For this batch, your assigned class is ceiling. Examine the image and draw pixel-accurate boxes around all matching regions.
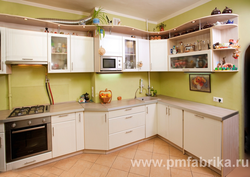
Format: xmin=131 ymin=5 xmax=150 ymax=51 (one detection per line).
xmin=22 ymin=0 xmax=210 ymax=23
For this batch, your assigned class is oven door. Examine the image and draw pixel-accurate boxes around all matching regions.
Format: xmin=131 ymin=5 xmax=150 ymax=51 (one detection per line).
xmin=101 ymin=57 xmax=118 ymax=70
xmin=5 ymin=123 xmax=52 ymax=163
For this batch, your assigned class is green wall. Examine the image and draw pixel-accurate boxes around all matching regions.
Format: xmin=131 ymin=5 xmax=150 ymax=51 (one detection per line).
xmin=160 ymin=0 xmax=250 ymax=159
xmin=0 ymin=75 xmax=8 ymax=110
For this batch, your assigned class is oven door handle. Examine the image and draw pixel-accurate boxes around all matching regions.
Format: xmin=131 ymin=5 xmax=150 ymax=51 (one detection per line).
xmin=12 ymin=125 xmax=45 ymax=134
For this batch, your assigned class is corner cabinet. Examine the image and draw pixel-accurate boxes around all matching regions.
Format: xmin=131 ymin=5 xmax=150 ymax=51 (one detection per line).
xmin=5 ymin=28 xmax=47 ymax=62
xmin=71 ymin=36 xmax=94 ymax=72
xmin=145 ymin=103 xmax=157 ymax=137
xmin=48 ymin=33 xmax=70 ymax=73
xmin=0 ymin=27 xmax=11 ymax=74
xmin=150 ymin=40 xmax=168 ymax=71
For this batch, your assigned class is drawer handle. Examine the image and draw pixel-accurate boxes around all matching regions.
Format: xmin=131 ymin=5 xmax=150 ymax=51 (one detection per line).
xmin=125 ymin=116 xmax=132 ymax=119
xmin=166 ymin=107 xmax=168 ymax=115
xmin=59 ymin=114 xmax=68 ymax=117
xmin=79 ymin=114 xmax=81 ymax=122
xmin=22 ymin=58 xmax=33 ymax=60
xmin=24 ymin=160 xmax=36 ymax=165
xmin=125 ymin=108 xmax=132 ymax=111
xmin=195 ymin=115 xmax=204 ymax=119
xmin=126 ymin=130 xmax=133 ymax=134
xmin=168 ymin=108 xmax=170 ymax=116
xmin=146 ymin=107 xmax=148 ymax=114
xmin=0 ymin=137 xmax=2 ymax=148
xmin=2 ymin=62 xmax=4 ymax=72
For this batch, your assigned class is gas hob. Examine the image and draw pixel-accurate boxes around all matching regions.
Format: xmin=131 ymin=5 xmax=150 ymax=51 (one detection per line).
xmin=8 ymin=105 xmax=50 ymax=118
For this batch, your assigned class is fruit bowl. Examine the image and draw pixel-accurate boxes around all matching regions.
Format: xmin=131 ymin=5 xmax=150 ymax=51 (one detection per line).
xmin=99 ymin=88 xmax=112 ymax=104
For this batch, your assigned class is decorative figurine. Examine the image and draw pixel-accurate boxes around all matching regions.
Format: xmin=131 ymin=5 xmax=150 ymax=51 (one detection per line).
xmin=222 ymin=57 xmax=226 ymax=65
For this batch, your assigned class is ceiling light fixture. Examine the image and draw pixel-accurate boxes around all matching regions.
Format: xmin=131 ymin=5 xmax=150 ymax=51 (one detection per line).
xmin=24 ymin=18 xmax=27 ymax=21
xmin=191 ymin=21 xmax=196 ymax=23
xmin=174 ymin=28 xmax=177 ymax=31
xmin=132 ymin=29 xmax=135 ymax=30
xmin=82 ymin=25 xmax=85 ymax=28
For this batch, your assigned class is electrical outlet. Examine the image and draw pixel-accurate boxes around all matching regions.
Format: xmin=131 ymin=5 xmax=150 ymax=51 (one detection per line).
xmin=213 ymin=97 xmax=223 ymax=103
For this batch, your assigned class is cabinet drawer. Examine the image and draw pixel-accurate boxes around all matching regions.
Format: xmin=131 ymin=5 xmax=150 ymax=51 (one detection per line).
xmin=109 ymin=126 xmax=145 ymax=149
xmin=6 ymin=152 xmax=52 ymax=170
xmin=52 ymin=113 xmax=75 ymax=123
xmin=109 ymin=112 xmax=145 ymax=134
xmin=109 ymin=106 xmax=145 ymax=118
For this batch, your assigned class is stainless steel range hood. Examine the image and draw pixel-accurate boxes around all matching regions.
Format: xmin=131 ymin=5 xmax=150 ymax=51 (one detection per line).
xmin=5 ymin=61 xmax=48 ymax=65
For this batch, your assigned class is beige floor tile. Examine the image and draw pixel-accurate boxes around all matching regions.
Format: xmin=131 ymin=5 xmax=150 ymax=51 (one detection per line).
xmin=192 ymin=172 xmax=214 ymax=177
xmin=169 ymin=146 xmax=187 ymax=159
xmin=106 ymin=168 xmax=128 ymax=177
xmin=80 ymin=153 xmax=100 ymax=163
xmin=59 ymin=170 xmax=77 ymax=177
xmin=150 ymin=165 xmax=171 ymax=177
xmin=95 ymin=154 xmax=117 ymax=167
xmin=127 ymin=144 xmax=139 ymax=150
xmin=54 ymin=158 xmax=78 ymax=171
xmin=29 ymin=174 xmax=40 ymax=177
xmin=80 ymin=168 xmax=103 ymax=177
xmin=154 ymin=138 xmax=169 ymax=146
xmin=42 ymin=174 xmax=58 ymax=177
xmin=134 ymin=150 xmax=152 ymax=160
xmin=137 ymin=142 xmax=154 ymax=152
xmin=112 ymin=156 xmax=132 ymax=172
xmin=0 ymin=172 xmax=20 ymax=177
xmin=90 ymin=164 xmax=110 ymax=177
xmin=29 ymin=166 xmax=48 ymax=176
xmin=191 ymin=165 xmax=214 ymax=176
xmin=42 ymin=167 xmax=63 ymax=176
xmin=118 ymin=148 xmax=137 ymax=159
xmin=130 ymin=163 xmax=150 ymax=176
xmin=73 ymin=159 xmax=93 ymax=169
xmin=128 ymin=173 xmax=145 ymax=177
xmin=170 ymin=156 xmax=192 ymax=172
xmin=171 ymin=168 xmax=192 ymax=177
xmin=153 ymin=144 xmax=169 ymax=155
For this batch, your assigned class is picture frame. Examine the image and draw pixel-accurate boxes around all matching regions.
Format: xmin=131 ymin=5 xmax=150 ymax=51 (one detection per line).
xmin=189 ymin=74 xmax=211 ymax=93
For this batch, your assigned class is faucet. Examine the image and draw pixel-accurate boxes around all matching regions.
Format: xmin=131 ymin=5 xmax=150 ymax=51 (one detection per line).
xmin=134 ymin=86 xmax=148 ymax=99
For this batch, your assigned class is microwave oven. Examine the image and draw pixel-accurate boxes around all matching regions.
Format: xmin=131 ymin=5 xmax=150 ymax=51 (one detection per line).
xmin=101 ymin=56 xmax=122 ymax=71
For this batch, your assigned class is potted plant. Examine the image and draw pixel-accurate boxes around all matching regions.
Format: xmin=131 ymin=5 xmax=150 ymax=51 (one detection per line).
xmin=91 ymin=7 xmax=107 ymax=25
xmin=96 ymin=25 xmax=105 ymax=39
xmin=156 ymin=22 xmax=166 ymax=31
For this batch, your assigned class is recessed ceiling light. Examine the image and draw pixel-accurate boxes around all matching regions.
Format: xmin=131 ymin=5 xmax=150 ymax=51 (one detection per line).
xmin=82 ymin=25 xmax=85 ymax=28
xmin=174 ymin=28 xmax=177 ymax=31
xmin=132 ymin=29 xmax=135 ymax=30
xmin=191 ymin=21 xmax=196 ymax=23
xmin=24 ymin=18 xmax=27 ymax=20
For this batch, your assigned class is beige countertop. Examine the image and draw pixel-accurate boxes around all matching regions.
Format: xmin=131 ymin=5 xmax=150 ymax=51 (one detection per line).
xmin=0 ymin=96 xmax=238 ymax=123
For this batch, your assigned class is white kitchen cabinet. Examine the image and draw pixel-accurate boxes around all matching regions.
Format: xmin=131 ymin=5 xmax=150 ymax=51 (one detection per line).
xmin=146 ymin=103 xmax=157 ymax=138
xmin=157 ymin=103 xmax=168 ymax=139
xmin=75 ymin=112 xmax=84 ymax=151
xmin=84 ymin=112 xmax=108 ymax=150
xmin=48 ymin=33 xmax=70 ymax=73
xmin=6 ymin=28 xmax=47 ymax=62
xmin=71 ymin=36 xmax=94 ymax=72
xmin=150 ymin=40 xmax=168 ymax=71
xmin=167 ymin=106 xmax=183 ymax=147
xmin=100 ymin=35 xmax=123 ymax=56
xmin=52 ymin=113 xmax=76 ymax=158
xmin=184 ymin=111 xmax=221 ymax=169
xmin=137 ymin=39 xmax=150 ymax=71
xmin=123 ymin=37 xmax=138 ymax=71
xmin=0 ymin=132 xmax=6 ymax=172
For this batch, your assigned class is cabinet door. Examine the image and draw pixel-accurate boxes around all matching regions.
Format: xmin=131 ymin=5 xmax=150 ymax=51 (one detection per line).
xmin=146 ymin=104 xmax=157 ymax=138
xmin=157 ymin=103 xmax=168 ymax=139
xmin=184 ymin=111 xmax=222 ymax=169
xmin=6 ymin=28 xmax=47 ymax=61
xmin=48 ymin=33 xmax=70 ymax=73
xmin=84 ymin=112 xmax=108 ymax=150
xmin=100 ymin=35 xmax=122 ymax=56
xmin=52 ymin=120 xmax=76 ymax=158
xmin=150 ymin=40 xmax=168 ymax=71
xmin=76 ymin=112 xmax=84 ymax=151
xmin=0 ymin=133 xmax=6 ymax=171
xmin=0 ymin=27 xmax=11 ymax=74
xmin=123 ymin=37 xmax=138 ymax=71
xmin=71 ymin=36 xmax=94 ymax=72
xmin=168 ymin=106 xmax=183 ymax=147
xmin=138 ymin=39 xmax=150 ymax=71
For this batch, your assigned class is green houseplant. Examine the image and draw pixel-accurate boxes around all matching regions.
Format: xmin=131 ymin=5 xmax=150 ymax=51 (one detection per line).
xmin=90 ymin=7 xmax=107 ymax=39
xmin=156 ymin=22 xmax=166 ymax=31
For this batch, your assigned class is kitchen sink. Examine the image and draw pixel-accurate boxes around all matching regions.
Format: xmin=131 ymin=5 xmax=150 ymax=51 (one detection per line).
xmin=136 ymin=97 xmax=159 ymax=102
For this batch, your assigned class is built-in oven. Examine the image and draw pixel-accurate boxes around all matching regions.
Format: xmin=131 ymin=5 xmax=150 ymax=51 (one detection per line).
xmin=101 ymin=56 xmax=122 ymax=71
xmin=5 ymin=117 xmax=52 ymax=163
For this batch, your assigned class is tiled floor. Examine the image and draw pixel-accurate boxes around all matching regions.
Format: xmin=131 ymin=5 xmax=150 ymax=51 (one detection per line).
xmin=0 ymin=138 xmax=248 ymax=177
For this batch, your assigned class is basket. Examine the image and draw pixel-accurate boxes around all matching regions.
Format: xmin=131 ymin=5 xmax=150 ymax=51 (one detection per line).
xmin=99 ymin=88 xmax=112 ymax=104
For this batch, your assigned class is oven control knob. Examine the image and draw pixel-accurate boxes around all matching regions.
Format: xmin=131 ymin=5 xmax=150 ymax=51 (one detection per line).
xmin=28 ymin=121 xmax=31 ymax=125
xmin=12 ymin=123 xmax=16 ymax=128
xmin=42 ymin=119 xmax=46 ymax=123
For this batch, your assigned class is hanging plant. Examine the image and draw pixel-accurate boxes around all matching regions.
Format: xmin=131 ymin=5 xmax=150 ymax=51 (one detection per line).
xmin=96 ymin=25 xmax=105 ymax=39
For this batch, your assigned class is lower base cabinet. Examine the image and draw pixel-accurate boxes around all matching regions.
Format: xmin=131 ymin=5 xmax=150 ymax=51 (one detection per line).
xmin=146 ymin=104 xmax=157 ymax=138
xmin=0 ymin=132 xmax=6 ymax=172
xmin=76 ymin=112 xmax=84 ymax=151
xmin=184 ymin=111 xmax=222 ymax=170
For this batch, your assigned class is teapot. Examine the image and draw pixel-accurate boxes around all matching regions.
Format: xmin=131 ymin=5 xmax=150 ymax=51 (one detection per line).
xmin=214 ymin=21 xmax=222 ymax=26
xmin=83 ymin=92 xmax=90 ymax=101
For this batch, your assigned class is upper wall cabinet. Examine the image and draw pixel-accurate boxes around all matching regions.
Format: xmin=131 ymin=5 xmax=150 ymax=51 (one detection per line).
xmin=0 ymin=27 xmax=11 ymax=74
xmin=137 ymin=39 xmax=150 ymax=71
xmin=99 ymin=35 xmax=123 ymax=56
xmin=71 ymin=36 xmax=94 ymax=72
xmin=150 ymin=40 xmax=168 ymax=71
xmin=123 ymin=37 xmax=138 ymax=71
xmin=48 ymin=33 xmax=70 ymax=73
xmin=6 ymin=28 xmax=47 ymax=62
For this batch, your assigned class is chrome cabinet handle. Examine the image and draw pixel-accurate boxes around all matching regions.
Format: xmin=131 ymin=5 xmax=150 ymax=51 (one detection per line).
xmin=168 ymin=108 xmax=170 ymax=116
xmin=2 ymin=62 xmax=4 ymax=72
xmin=105 ymin=114 xmax=107 ymax=122
xmin=59 ymin=114 xmax=68 ymax=117
xmin=22 ymin=58 xmax=33 ymax=60
xmin=24 ymin=160 xmax=36 ymax=165
xmin=166 ymin=107 xmax=168 ymax=115
xmin=0 ymin=137 xmax=2 ymax=148
xmin=79 ymin=114 xmax=81 ymax=122
xmin=146 ymin=107 xmax=148 ymax=114
xmin=195 ymin=115 xmax=204 ymax=119
xmin=125 ymin=116 xmax=132 ymax=119
xmin=72 ymin=62 xmax=73 ymax=71
xmin=126 ymin=130 xmax=133 ymax=134
xmin=53 ymin=127 xmax=54 ymax=136
xmin=125 ymin=108 xmax=132 ymax=111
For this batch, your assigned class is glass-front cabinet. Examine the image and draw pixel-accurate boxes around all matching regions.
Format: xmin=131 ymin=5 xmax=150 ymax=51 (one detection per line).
xmin=169 ymin=50 xmax=212 ymax=71
xmin=48 ymin=34 xmax=70 ymax=73
xmin=123 ymin=37 xmax=137 ymax=71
